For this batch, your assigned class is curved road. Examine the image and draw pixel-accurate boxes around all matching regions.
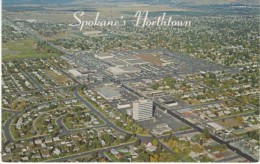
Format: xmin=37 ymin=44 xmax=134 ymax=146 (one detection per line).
xmin=56 ymin=116 xmax=71 ymax=136
xmin=56 ymin=115 xmax=108 ymax=136
xmin=73 ymin=89 xmax=152 ymax=142
xmin=2 ymin=98 xmax=75 ymax=143
xmin=2 ymin=113 xmax=17 ymax=143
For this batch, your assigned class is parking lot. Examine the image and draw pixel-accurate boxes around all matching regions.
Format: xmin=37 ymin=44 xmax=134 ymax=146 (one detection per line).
xmin=139 ymin=107 xmax=188 ymax=132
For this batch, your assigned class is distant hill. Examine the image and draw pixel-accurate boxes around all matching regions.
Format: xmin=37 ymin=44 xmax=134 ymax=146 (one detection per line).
xmin=170 ymin=0 xmax=259 ymax=6
xmin=3 ymin=0 xmax=259 ymax=6
xmin=3 ymin=0 xmax=71 ymax=5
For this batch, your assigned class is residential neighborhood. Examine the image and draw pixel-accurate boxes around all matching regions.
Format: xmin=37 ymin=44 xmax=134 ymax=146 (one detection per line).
xmin=1 ymin=0 xmax=259 ymax=162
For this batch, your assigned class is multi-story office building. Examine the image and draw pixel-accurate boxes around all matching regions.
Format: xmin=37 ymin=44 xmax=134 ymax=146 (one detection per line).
xmin=133 ymin=99 xmax=153 ymax=121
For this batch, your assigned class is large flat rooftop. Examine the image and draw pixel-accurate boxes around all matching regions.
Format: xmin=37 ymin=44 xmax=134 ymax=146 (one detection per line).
xmin=97 ymin=86 xmax=122 ymax=100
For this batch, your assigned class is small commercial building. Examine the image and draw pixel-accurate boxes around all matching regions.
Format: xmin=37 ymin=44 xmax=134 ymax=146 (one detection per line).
xmin=117 ymin=100 xmax=131 ymax=109
xmin=94 ymin=53 xmax=113 ymax=60
xmin=206 ymin=122 xmax=224 ymax=133
xmin=146 ymin=90 xmax=165 ymax=97
xmin=68 ymin=69 xmax=82 ymax=77
xmin=97 ymin=86 xmax=121 ymax=100
xmin=152 ymin=123 xmax=172 ymax=135
xmin=159 ymin=96 xmax=178 ymax=107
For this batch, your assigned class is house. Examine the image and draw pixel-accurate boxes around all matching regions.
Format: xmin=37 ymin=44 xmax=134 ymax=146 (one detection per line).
xmin=144 ymin=142 xmax=157 ymax=152
xmin=53 ymin=148 xmax=61 ymax=156
xmin=66 ymin=142 xmax=72 ymax=147
xmin=129 ymin=149 xmax=138 ymax=158
xmin=189 ymin=151 xmax=199 ymax=159
xmin=105 ymin=129 xmax=112 ymax=133
xmin=73 ymin=147 xmax=80 ymax=152
xmin=41 ymin=150 xmax=50 ymax=158
xmin=71 ymin=134 xmax=79 ymax=138
xmin=115 ymin=153 xmax=124 ymax=159
xmin=110 ymin=148 xmax=119 ymax=155
xmin=21 ymin=156 xmax=29 ymax=161
xmin=100 ymin=140 xmax=106 ymax=146
xmin=53 ymin=137 xmax=61 ymax=142
xmin=118 ymin=148 xmax=129 ymax=153
xmin=5 ymin=147 xmax=11 ymax=153
xmin=118 ymin=135 xmax=125 ymax=140
xmin=214 ymin=153 xmax=224 ymax=159
xmin=41 ymin=143 xmax=47 ymax=148
xmin=34 ymin=139 xmax=42 ymax=145
xmin=44 ymin=137 xmax=53 ymax=144
xmin=93 ymin=121 xmax=100 ymax=125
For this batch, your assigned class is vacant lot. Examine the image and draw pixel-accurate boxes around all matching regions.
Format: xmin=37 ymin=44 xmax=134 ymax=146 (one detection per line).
xmin=2 ymin=48 xmax=19 ymax=56
xmin=44 ymin=70 xmax=73 ymax=86
xmin=2 ymin=39 xmax=60 ymax=61
xmin=217 ymin=118 xmax=243 ymax=128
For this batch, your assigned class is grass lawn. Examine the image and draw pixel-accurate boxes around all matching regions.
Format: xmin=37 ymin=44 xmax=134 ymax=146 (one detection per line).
xmin=176 ymin=125 xmax=192 ymax=132
xmin=217 ymin=118 xmax=243 ymax=128
xmin=44 ymin=70 xmax=72 ymax=86
xmin=185 ymin=99 xmax=201 ymax=105
xmin=104 ymin=152 xmax=120 ymax=162
xmin=2 ymin=133 xmax=6 ymax=143
xmin=2 ymin=39 xmax=60 ymax=61
xmin=34 ymin=114 xmax=48 ymax=135
xmin=62 ymin=112 xmax=105 ymax=130
xmin=2 ymin=111 xmax=13 ymax=124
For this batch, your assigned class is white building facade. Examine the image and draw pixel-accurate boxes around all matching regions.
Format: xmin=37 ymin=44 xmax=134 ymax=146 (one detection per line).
xmin=133 ymin=99 xmax=153 ymax=121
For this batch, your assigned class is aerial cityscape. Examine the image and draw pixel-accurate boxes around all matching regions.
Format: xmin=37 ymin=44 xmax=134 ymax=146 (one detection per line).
xmin=1 ymin=0 xmax=259 ymax=162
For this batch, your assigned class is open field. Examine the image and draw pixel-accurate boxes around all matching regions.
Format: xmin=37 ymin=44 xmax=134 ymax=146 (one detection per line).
xmin=44 ymin=30 xmax=83 ymax=41
xmin=2 ymin=112 xmax=13 ymax=124
xmin=44 ymin=70 xmax=73 ymax=86
xmin=3 ymin=3 xmax=208 ymax=22
xmin=217 ymin=118 xmax=243 ymax=128
xmin=184 ymin=99 xmax=201 ymax=105
xmin=169 ymin=0 xmax=259 ymax=6
xmin=2 ymin=48 xmax=19 ymax=56
xmin=2 ymin=39 xmax=60 ymax=61
xmin=96 ymin=4 xmax=200 ymax=16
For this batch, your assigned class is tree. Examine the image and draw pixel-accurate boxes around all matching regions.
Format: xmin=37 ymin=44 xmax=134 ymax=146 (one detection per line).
xmin=119 ymin=157 xmax=128 ymax=162
xmin=124 ymin=134 xmax=132 ymax=142
xmin=139 ymin=151 xmax=150 ymax=162
xmin=101 ymin=133 xmax=114 ymax=145
xmin=136 ymin=127 xmax=143 ymax=134
xmin=156 ymin=144 xmax=163 ymax=153
xmin=151 ymin=138 xmax=159 ymax=146
xmin=202 ymin=128 xmax=210 ymax=140
xmin=11 ymin=101 xmax=18 ymax=109
xmin=192 ymin=144 xmax=203 ymax=153
xmin=192 ymin=134 xmax=201 ymax=142
xmin=150 ymin=154 xmax=159 ymax=162
xmin=174 ymin=147 xmax=181 ymax=154
xmin=235 ymin=116 xmax=243 ymax=122
xmin=219 ymin=144 xmax=227 ymax=153
xmin=135 ymin=139 xmax=141 ymax=147
xmin=199 ymin=139 xmax=204 ymax=146
xmin=247 ymin=130 xmax=259 ymax=140
xmin=151 ymin=82 xmax=160 ymax=90
xmin=163 ymin=76 xmax=176 ymax=89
